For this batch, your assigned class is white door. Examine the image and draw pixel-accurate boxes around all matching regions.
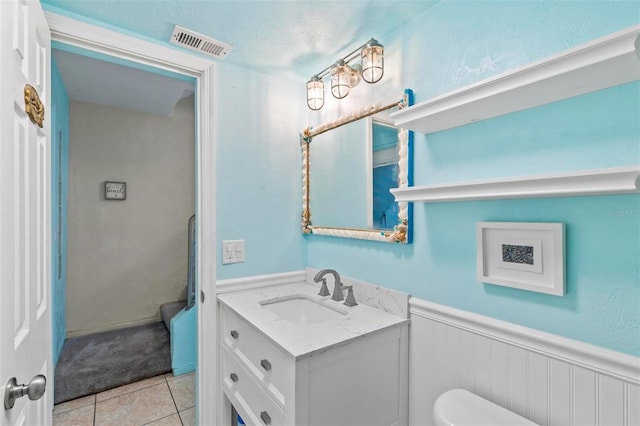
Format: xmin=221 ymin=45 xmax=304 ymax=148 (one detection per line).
xmin=0 ymin=0 xmax=52 ymax=425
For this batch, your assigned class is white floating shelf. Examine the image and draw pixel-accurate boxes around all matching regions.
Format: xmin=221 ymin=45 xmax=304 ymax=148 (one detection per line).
xmin=391 ymin=166 xmax=640 ymax=203
xmin=391 ymin=25 xmax=640 ymax=134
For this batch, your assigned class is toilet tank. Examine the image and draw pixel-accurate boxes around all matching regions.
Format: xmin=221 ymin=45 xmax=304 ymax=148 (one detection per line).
xmin=433 ymin=389 xmax=538 ymax=426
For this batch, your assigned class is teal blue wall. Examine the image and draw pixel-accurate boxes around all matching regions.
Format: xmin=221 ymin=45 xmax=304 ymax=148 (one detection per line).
xmin=170 ymin=307 xmax=196 ymax=376
xmin=215 ymin=62 xmax=306 ymax=279
xmin=307 ymin=1 xmax=640 ymax=356
xmin=43 ymin=0 xmax=639 ymax=358
xmin=44 ymin=1 xmax=301 ymax=384
xmin=51 ymin=56 xmax=69 ymax=367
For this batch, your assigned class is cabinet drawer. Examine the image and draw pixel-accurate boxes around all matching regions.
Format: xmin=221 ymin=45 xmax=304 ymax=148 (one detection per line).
xmin=222 ymin=347 xmax=286 ymax=426
xmin=222 ymin=305 xmax=292 ymax=410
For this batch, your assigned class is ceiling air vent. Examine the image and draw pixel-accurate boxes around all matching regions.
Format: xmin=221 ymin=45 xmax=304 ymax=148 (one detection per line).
xmin=170 ymin=25 xmax=233 ymax=59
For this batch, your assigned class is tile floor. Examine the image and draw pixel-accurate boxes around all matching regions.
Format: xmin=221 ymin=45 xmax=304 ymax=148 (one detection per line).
xmin=53 ymin=372 xmax=195 ymax=426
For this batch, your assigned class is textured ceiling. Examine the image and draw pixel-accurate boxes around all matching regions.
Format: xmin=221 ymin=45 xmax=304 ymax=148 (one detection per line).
xmin=42 ymin=0 xmax=440 ymax=81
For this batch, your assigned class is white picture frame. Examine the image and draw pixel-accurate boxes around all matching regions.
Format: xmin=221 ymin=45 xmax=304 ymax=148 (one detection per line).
xmin=477 ymin=222 xmax=565 ymax=296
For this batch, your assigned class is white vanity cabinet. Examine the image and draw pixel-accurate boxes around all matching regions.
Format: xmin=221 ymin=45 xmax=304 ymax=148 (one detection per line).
xmin=218 ymin=290 xmax=409 ymax=426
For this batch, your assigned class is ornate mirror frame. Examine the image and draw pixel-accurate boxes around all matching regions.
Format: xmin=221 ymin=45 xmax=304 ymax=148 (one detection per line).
xmin=300 ymin=89 xmax=414 ymax=243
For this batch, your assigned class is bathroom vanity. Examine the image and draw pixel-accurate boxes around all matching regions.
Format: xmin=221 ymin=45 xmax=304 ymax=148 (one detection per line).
xmin=217 ymin=282 xmax=409 ymax=426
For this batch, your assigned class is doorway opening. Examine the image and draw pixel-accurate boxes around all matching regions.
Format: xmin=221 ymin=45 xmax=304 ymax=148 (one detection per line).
xmin=51 ymin=46 xmax=197 ymax=418
xmin=46 ymin=11 xmax=218 ymax=424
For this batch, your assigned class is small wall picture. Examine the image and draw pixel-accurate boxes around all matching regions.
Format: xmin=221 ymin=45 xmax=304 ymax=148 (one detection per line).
xmin=477 ymin=222 xmax=565 ymax=296
xmin=105 ymin=181 xmax=126 ymax=200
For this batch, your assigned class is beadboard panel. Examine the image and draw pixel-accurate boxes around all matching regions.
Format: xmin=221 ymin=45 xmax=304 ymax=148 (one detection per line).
xmin=628 ymin=384 xmax=640 ymax=425
xmin=528 ymin=353 xmax=549 ymax=425
xmin=409 ymin=299 xmax=640 ymax=425
xmin=599 ymin=375 xmax=624 ymax=426
xmin=549 ymin=359 xmax=571 ymax=425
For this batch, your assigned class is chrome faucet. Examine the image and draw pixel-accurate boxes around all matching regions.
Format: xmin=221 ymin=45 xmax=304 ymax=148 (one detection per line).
xmin=314 ymin=269 xmax=340 ymax=298
xmin=313 ymin=269 xmax=357 ymax=306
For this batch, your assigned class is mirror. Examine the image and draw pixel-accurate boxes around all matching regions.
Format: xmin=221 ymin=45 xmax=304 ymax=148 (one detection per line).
xmin=301 ymin=90 xmax=413 ymax=243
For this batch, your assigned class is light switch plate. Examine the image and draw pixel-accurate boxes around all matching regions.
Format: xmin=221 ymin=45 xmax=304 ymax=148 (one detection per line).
xmin=222 ymin=240 xmax=245 ymax=264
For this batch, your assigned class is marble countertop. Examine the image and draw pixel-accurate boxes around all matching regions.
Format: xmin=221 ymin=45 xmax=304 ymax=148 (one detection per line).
xmin=218 ymin=282 xmax=409 ymax=359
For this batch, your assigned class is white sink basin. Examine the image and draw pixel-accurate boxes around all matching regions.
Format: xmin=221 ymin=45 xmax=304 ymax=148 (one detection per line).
xmin=259 ymin=294 xmax=348 ymax=325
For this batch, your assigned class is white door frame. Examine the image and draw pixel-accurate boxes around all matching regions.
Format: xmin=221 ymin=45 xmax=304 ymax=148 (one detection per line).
xmin=44 ymin=11 xmax=217 ymax=424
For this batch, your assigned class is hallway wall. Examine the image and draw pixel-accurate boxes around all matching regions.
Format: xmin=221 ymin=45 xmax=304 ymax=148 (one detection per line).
xmin=66 ymin=96 xmax=195 ymax=335
xmin=51 ymin=56 xmax=69 ymax=366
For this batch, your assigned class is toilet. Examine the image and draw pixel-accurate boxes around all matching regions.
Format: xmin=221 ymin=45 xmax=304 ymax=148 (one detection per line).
xmin=433 ymin=389 xmax=538 ymax=425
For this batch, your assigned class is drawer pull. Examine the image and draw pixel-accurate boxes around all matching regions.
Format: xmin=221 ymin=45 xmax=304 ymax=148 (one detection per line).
xmin=229 ymin=373 xmax=238 ymax=383
xmin=260 ymin=411 xmax=271 ymax=425
xmin=230 ymin=330 xmax=239 ymax=339
xmin=260 ymin=359 xmax=271 ymax=371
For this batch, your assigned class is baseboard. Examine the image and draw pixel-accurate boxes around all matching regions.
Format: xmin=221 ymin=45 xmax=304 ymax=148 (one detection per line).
xmin=409 ymin=297 xmax=640 ymax=383
xmin=65 ymin=317 xmax=161 ymax=338
xmin=215 ymin=270 xmax=306 ymax=294
xmin=172 ymin=362 xmax=196 ymax=377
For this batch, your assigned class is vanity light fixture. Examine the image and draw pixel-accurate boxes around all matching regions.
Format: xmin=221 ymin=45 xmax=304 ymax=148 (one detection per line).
xmin=306 ymin=38 xmax=384 ymax=110
xmin=361 ymin=39 xmax=384 ymax=83
xmin=330 ymin=59 xmax=352 ymax=99
xmin=306 ymin=75 xmax=324 ymax=111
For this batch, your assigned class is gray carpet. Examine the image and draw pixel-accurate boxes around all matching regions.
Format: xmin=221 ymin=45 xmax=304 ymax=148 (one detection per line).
xmin=54 ymin=322 xmax=171 ymax=404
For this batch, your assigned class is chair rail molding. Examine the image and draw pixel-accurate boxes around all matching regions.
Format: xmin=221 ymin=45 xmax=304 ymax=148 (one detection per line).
xmin=409 ymin=297 xmax=640 ymax=383
xmin=391 ymin=25 xmax=640 ymax=134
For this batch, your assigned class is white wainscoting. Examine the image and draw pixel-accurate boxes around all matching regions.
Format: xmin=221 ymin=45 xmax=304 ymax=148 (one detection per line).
xmin=409 ymin=298 xmax=640 ymax=426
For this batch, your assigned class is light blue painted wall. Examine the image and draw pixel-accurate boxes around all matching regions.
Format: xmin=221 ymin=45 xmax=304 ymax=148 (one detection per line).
xmin=42 ymin=0 xmax=639 ymax=357
xmin=215 ymin=62 xmax=306 ymax=279
xmin=44 ymin=2 xmax=307 ymax=387
xmin=170 ymin=306 xmax=196 ymax=376
xmin=307 ymin=1 xmax=640 ymax=356
xmin=51 ymin=56 xmax=69 ymax=367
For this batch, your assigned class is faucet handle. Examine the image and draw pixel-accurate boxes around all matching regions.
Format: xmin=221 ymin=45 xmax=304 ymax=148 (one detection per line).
xmin=318 ymin=278 xmax=330 ymax=297
xmin=331 ymin=281 xmax=345 ymax=302
xmin=343 ymin=286 xmax=358 ymax=307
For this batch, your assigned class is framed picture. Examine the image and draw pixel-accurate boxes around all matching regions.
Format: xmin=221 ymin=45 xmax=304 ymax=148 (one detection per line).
xmin=105 ymin=181 xmax=126 ymax=200
xmin=477 ymin=222 xmax=565 ymax=296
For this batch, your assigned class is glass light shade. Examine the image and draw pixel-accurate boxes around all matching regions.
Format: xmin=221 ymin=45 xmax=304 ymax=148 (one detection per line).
xmin=361 ymin=39 xmax=384 ymax=84
xmin=306 ymin=76 xmax=324 ymax=111
xmin=349 ymin=63 xmax=362 ymax=88
xmin=330 ymin=60 xmax=351 ymax=99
